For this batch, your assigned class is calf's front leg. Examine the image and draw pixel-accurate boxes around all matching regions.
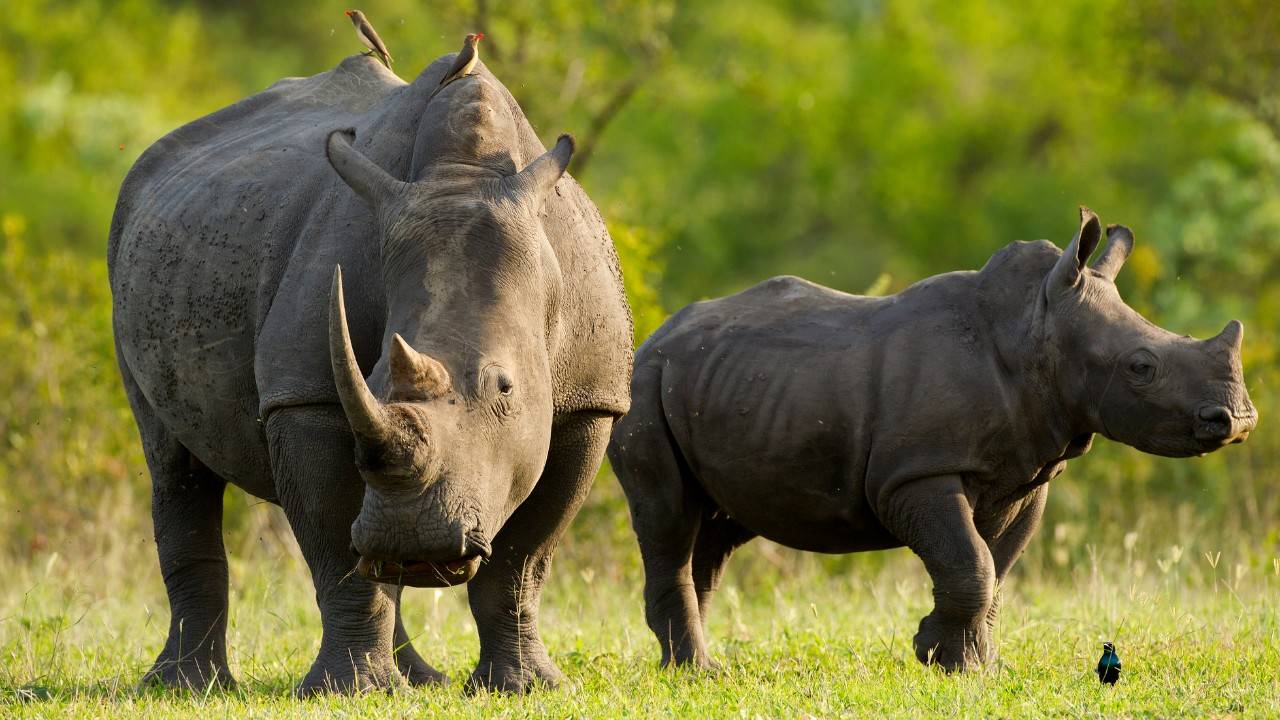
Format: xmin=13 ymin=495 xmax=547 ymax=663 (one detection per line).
xmin=978 ymin=485 xmax=1048 ymax=641
xmin=882 ymin=475 xmax=995 ymax=671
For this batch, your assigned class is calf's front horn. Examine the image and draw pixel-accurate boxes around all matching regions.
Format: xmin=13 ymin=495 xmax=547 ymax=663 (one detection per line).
xmin=329 ymin=265 xmax=396 ymax=446
xmin=1207 ymin=319 xmax=1244 ymax=356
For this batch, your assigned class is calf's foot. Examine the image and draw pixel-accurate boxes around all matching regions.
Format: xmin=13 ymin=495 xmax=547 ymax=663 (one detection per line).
xmin=912 ymin=612 xmax=993 ymax=671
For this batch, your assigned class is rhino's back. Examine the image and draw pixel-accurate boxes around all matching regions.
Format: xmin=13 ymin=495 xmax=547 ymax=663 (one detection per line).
xmin=109 ymin=58 xmax=406 ymax=490
xmin=642 ymin=275 xmax=887 ymax=367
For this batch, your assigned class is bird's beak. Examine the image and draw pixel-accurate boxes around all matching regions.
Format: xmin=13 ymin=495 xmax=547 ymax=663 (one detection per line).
xmin=344 ymin=10 xmax=352 ymax=16
xmin=476 ymin=33 xmax=485 ymax=41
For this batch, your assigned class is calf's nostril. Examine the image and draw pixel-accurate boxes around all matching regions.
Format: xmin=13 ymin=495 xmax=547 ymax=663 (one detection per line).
xmin=1197 ymin=405 xmax=1231 ymax=424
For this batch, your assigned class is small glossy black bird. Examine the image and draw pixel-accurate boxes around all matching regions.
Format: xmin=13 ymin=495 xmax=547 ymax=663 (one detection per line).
xmin=1096 ymin=641 xmax=1121 ymax=685
xmin=345 ymin=9 xmax=393 ymax=69
xmin=429 ymin=33 xmax=484 ymax=100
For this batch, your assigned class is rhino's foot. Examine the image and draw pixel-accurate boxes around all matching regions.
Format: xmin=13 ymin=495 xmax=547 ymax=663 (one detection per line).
xmin=395 ymin=647 xmax=449 ymax=687
xmin=912 ymin=613 xmax=993 ymax=672
xmin=465 ymin=653 xmax=564 ymax=694
xmin=294 ymin=653 xmax=406 ymax=697
xmin=139 ymin=657 xmax=236 ymax=692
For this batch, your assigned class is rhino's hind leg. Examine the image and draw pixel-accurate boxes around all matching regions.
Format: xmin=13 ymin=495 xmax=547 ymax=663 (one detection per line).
xmin=610 ymin=397 xmax=714 ymax=669
xmin=266 ymin=407 xmax=403 ymax=696
xmin=465 ymin=411 xmax=613 ymax=693
xmin=127 ymin=377 xmax=236 ymax=690
xmin=392 ymin=587 xmax=448 ymax=686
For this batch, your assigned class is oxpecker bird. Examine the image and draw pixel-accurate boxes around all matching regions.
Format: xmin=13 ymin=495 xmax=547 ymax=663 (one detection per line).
xmin=430 ymin=33 xmax=484 ymax=99
xmin=1096 ymin=641 xmax=1121 ymax=685
xmin=345 ymin=9 xmax=393 ymax=69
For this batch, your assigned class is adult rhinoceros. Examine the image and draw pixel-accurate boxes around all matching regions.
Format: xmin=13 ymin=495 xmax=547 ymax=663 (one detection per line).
xmin=108 ymin=54 xmax=632 ymax=694
xmin=608 ymin=208 xmax=1256 ymax=672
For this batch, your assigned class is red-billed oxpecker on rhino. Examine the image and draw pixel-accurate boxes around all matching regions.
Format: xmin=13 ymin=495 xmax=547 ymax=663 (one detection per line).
xmin=108 ymin=53 xmax=632 ymax=695
xmin=608 ymin=208 xmax=1256 ymax=672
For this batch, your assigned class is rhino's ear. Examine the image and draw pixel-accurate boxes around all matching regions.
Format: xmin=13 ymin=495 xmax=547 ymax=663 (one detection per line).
xmin=505 ymin=134 xmax=574 ymax=208
xmin=1091 ymin=224 xmax=1134 ymax=282
xmin=1050 ymin=206 xmax=1104 ymax=289
xmin=326 ymin=129 xmax=408 ymax=208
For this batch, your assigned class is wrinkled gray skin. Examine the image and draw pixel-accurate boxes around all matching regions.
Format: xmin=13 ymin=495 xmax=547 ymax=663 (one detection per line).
xmin=608 ymin=208 xmax=1256 ymax=672
xmin=109 ymin=54 xmax=631 ymax=695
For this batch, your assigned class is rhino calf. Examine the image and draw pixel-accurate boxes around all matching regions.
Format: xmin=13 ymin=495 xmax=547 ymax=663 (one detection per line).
xmin=607 ymin=208 xmax=1256 ymax=671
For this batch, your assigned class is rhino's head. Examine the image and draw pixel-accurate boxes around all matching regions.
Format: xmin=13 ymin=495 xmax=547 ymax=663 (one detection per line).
xmin=322 ymin=105 xmax=572 ymax=586
xmin=1041 ymin=207 xmax=1257 ymax=457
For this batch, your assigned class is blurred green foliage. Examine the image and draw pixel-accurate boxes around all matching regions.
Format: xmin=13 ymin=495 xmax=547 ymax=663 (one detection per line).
xmin=0 ymin=0 xmax=1275 ymax=573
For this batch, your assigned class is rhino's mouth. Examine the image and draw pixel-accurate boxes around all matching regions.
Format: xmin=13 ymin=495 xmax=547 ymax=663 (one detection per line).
xmin=354 ymin=555 xmax=481 ymax=587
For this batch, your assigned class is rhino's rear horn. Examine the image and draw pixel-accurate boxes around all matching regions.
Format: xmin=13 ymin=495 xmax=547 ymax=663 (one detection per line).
xmin=329 ymin=266 xmax=398 ymax=447
xmin=388 ymin=334 xmax=452 ymax=401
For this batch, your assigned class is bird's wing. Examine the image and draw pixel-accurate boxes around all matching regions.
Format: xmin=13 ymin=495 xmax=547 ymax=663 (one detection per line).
xmin=361 ymin=21 xmax=393 ymax=61
xmin=438 ymin=47 xmax=471 ymax=85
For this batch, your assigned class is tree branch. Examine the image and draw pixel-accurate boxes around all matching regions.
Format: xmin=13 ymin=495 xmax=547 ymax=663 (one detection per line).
xmin=571 ymin=74 xmax=643 ymax=180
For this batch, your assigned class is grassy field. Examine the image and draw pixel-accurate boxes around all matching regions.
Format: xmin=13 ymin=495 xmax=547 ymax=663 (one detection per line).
xmin=2 ymin=484 xmax=1277 ymax=719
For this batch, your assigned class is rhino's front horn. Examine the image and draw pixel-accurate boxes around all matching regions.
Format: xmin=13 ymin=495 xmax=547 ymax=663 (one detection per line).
xmin=1207 ymin=319 xmax=1244 ymax=356
xmin=329 ymin=265 xmax=396 ymax=446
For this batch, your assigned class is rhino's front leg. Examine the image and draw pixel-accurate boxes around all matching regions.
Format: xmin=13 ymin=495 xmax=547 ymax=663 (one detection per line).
xmin=267 ymin=407 xmax=403 ymax=696
xmin=465 ymin=411 xmax=613 ymax=693
xmin=883 ymin=475 xmax=996 ymax=671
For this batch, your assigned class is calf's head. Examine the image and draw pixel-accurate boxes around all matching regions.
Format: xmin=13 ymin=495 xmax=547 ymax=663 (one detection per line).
xmin=323 ymin=118 xmax=572 ymax=586
xmin=1042 ymin=208 xmax=1257 ymax=457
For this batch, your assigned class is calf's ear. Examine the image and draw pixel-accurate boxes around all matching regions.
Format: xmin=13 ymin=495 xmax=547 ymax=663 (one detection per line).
xmin=326 ymin=128 xmax=408 ymax=209
xmin=1050 ymin=206 xmax=1103 ymax=289
xmin=1092 ymin=224 xmax=1134 ymax=281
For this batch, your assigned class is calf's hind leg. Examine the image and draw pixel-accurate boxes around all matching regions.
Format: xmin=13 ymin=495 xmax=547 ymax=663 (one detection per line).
xmin=692 ymin=511 xmax=755 ymax=628
xmin=609 ymin=410 xmax=712 ymax=669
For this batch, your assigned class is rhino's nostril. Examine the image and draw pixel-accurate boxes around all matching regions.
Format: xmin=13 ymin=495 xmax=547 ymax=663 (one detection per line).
xmin=464 ymin=530 xmax=492 ymax=560
xmin=1197 ymin=405 xmax=1232 ymax=424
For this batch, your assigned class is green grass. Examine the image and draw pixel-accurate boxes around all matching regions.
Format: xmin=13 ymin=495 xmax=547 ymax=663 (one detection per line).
xmin=2 ymin=503 xmax=1277 ymax=719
